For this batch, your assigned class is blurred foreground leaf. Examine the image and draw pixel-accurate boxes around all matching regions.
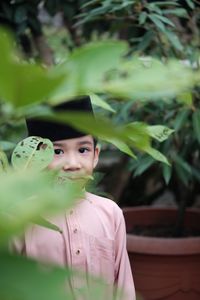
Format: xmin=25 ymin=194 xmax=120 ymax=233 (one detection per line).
xmin=0 ymin=169 xmax=83 ymax=245
xmin=104 ymin=59 xmax=199 ymax=100
xmin=41 ymin=112 xmax=172 ymax=164
xmin=0 ymin=252 xmax=74 ymax=300
xmin=0 ymin=252 xmax=118 ymax=300
xmin=50 ymin=40 xmax=128 ymax=103
xmin=0 ymin=29 xmax=64 ymax=107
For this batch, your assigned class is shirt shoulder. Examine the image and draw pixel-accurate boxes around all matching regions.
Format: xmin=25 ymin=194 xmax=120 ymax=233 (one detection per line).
xmin=86 ymin=192 xmax=123 ymax=219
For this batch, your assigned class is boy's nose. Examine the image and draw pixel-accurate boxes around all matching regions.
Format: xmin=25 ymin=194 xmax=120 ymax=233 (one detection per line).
xmin=62 ymin=155 xmax=81 ymax=172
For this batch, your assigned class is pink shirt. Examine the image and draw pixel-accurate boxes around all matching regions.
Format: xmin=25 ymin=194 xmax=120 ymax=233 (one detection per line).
xmin=13 ymin=192 xmax=135 ymax=300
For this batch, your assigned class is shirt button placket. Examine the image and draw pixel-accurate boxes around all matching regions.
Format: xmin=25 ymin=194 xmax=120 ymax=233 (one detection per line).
xmin=67 ymin=211 xmax=82 ymax=264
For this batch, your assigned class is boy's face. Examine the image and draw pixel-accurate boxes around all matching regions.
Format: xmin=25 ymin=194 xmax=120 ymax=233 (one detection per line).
xmin=48 ymin=135 xmax=99 ymax=180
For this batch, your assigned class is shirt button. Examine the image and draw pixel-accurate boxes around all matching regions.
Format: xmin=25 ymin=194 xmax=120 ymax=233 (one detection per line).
xmin=76 ymin=249 xmax=80 ymax=255
xmin=73 ymin=228 xmax=78 ymax=233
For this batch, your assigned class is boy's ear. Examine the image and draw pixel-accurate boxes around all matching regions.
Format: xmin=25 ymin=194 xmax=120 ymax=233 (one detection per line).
xmin=93 ymin=146 xmax=100 ymax=168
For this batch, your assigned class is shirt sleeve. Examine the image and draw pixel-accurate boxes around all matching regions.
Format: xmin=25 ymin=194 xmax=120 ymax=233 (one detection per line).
xmin=114 ymin=208 xmax=136 ymax=300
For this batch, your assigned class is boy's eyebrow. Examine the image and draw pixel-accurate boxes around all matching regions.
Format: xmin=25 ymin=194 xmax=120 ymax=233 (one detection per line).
xmin=52 ymin=140 xmax=93 ymax=147
xmin=77 ymin=140 xmax=93 ymax=146
xmin=53 ymin=142 xmax=64 ymax=147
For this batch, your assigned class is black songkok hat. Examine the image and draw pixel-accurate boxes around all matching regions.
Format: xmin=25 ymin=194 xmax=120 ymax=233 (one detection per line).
xmin=26 ymin=96 xmax=94 ymax=141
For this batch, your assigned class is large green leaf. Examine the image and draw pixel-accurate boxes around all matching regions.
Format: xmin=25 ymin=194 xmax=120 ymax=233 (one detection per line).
xmin=41 ymin=113 xmax=169 ymax=163
xmin=45 ymin=111 xmax=137 ymax=157
xmin=39 ymin=112 xmax=127 ymax=148
xmin=104 ymin=59 xmax=197 ymax=100
xmin=0 ymin=252 xmax=114 ymax=300
xmin=0 ymin=169 xmax=83 ymax=244
xmin=0 ymin=29 xmax=64 ymax=107
xmin=50 ymin=41 xmax=128 ymax=103
xmin=0 ymin=253 xmax=74 ymax=300
xmin=11 ymin=136 xmax=54 ymax=171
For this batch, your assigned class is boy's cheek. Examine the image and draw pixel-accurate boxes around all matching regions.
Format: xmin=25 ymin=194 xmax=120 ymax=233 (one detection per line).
xmin=48 ymin=158 xmax=61 ymax=170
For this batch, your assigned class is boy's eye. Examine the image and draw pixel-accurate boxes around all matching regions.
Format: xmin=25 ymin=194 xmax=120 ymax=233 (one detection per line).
xmin=54 ymin=148 xmax=64 ymax=155
xmin=79 ymin=147 xmax=89 ymax=154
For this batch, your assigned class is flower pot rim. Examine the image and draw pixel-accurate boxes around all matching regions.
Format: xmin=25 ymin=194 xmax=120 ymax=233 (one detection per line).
xmin=123 ymin=206 xmax=200 ymax=255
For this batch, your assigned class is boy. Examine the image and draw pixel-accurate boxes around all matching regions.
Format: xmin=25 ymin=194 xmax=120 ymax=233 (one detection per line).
xmin=13 ymin=96 xmax=135 ymax=300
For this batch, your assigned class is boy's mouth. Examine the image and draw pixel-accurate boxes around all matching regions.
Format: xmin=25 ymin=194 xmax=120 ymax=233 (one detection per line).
xmin=57 ymin=172 xmax=93 ymax=182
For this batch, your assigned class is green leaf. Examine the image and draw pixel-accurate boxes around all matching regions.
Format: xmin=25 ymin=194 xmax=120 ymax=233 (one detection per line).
xmin=148 ymin=14 xmax=166 ymax=31
xmin=134 ymin=156 xmax=154 ymax=176
xmin=11 ymin=137 xmax=54 ymax=171
xmin=123 ymin=122 xmax=151 ymax=150
xmin=145 ymin=147 xmax=170 ymax=165
xmin=147 ymin=3 xmax=163 ymax=14
xmin=40 ymin=113 xmax=169 ymax=161
xmin=163 ymin=8 xmax=188 ymax=18
xmin=164 ymin=30 xmax=183 ymax=51
xmin=0 ymin=252 xmax=113 ymax=300
xmin=41 ymin=111 xmax=137 ymax=157
xmin=152 ymin=1 xmax=180 ymax=6
xmin=173 ymin=109 xmax=189 ymax=131
xmin=152 ymin=14 xmax=175 ymax=27
xmin=43 ymin=112 xmax=124 ymax=141
xmin=147 ymin=125 xmax=174 ymax=142
xmin=90 ymin=93 xmax=116 ymax=113
xmin=104 ymin=59 xmax=195 ymax=100
xmin=0 ymin=28 xmax=64 ymax=107
xmin=34 ymin=216 xmax=62 ymax=233
xmin=105 ymin=138 xmax=136 ymax=158
xmin=0 ymin=169 xmax=83 ymax=244
xmin=51 ymin=41 xmax=128 ymax=103
xmin=192 ymin=109 xmax=200 ymax=144
xmin=0 ymin=253 xmax=74 ymax=300
xmin=137 ymin=31 xmax=154 ymax=52
xmin=123 ymin=122 xmax=170 ymax=164
xmin=185 ymin=0 xmax=195 ymax=9
xmin=162 ymin=164 xmax=172 ymax=184
xmin=139 ymin=12 xmax=147 ymax=25
xmin=174 ymin=155 xmax=191 ymax=186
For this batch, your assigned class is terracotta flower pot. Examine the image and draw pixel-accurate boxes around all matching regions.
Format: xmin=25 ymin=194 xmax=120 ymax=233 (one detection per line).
xmin=123 ymin=206 xmax=200 ymax=300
